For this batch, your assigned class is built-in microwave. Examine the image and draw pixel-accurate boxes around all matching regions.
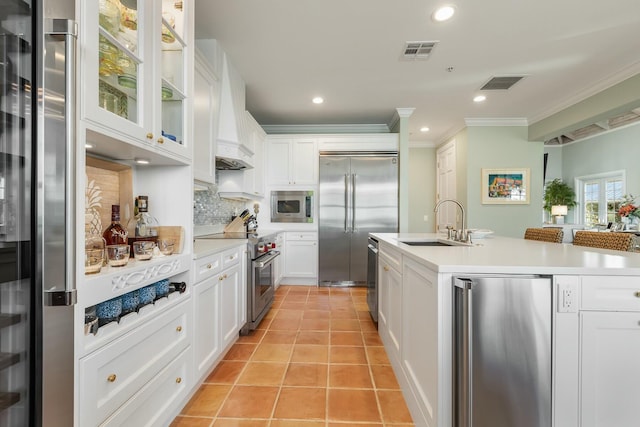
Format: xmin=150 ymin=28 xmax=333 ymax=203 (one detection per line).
xmin=270 ymin=190 xmax=314 ymax=223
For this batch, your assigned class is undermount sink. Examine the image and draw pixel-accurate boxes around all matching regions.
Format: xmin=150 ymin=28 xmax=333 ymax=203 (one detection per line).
xmin=398 ymin=239 xmax=473 ymax=247
xmin=400 ymin=241 xmax=454 ymax=246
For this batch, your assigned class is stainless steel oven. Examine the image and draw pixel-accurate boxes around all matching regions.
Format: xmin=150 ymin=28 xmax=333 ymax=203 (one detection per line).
xmin=243 ymin=232 xmax=280 ymax=333
xmin=271 ymin=190 xmax=314 ymax=223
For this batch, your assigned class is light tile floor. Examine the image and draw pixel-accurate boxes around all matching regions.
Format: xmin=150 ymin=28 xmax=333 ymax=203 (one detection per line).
xmin=172 ymin=285 xmax=414 ymax=427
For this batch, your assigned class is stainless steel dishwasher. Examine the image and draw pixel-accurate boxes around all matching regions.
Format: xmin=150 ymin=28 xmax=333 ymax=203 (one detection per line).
xmin=453 ymin=275 xmax=552 ymax=427
xmin=366 ymin=237 xmax=379 ymax=323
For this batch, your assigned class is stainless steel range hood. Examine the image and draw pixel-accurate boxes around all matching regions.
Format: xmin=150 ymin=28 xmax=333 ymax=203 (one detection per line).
xmin=215 ymin=155 xmax=250 ymax=170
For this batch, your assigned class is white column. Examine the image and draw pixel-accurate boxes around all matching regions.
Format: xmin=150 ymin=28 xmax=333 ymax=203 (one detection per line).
xmin=394 ymin=108 xmax=415 ymax=233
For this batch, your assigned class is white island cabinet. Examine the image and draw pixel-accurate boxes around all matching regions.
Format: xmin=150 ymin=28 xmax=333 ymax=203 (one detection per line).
xmin=371 ymin=232 xmax=640 ymax=427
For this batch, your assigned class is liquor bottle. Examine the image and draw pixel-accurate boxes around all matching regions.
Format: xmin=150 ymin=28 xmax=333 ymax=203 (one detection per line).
xmin=129 ymin=195 xmax=158 ymax=237
xmin=103 ymin=204 xmax=128 ymax=245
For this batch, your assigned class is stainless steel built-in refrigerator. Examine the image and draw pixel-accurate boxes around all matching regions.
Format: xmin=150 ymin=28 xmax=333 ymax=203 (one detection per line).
xmin=453 ymin=276 xmax=552 ymax=427
xmin=319 ymin=153 xmax=398 ymax=285
xmin=1 ymin=1 xmax=77 ymax=425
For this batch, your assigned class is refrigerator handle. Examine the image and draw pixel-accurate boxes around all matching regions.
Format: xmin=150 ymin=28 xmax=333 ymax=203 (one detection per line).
xmin=351 ymin=174 xmax=357 ymax=232
xmin=43 ymin=19 xmax=78 ymax=307
xmin=453 ymin=278 xmax=472 ymax=427
xmin=344 ymin=174 xmax=350 ymax=233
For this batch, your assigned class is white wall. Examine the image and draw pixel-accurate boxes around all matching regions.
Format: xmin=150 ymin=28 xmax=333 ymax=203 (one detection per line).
xmin=464 ymin=126 xmax=545 ymax=237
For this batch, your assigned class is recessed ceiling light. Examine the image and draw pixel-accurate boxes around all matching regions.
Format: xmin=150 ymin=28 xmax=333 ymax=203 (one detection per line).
xmin=473 ymin=95 xmax=487 ymax=103
xmin=85 ymin=143 xmax=94 ymax=149
xmin=312 ymin=97 xmax=324 ymax=104
xmin=432 ymin=5 xmax=455 ymax=22
xmin=420 ymin=127 xmax=430 ymax=132
xmin=134 ymin=158 xmax=150 ymax=165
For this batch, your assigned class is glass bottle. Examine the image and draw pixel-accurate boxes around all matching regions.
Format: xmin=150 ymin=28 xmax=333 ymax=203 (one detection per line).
xmin=103 ymin=204 xmax=128 ymax=245
xmin=129 ymin=196 xmax=158 ymax=237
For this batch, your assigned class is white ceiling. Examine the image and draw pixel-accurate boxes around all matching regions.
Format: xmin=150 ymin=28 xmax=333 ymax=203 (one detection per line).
xmin=194 ymin=0 xmax=640 ymax=144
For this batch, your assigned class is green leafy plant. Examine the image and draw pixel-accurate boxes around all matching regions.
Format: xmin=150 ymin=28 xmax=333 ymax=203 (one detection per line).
xmin=543 ymin=179 xmax=577 ymax=213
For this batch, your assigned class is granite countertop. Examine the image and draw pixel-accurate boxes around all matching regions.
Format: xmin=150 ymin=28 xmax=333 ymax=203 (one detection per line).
xmin=371 ymin=232 xmax=640 ymax=275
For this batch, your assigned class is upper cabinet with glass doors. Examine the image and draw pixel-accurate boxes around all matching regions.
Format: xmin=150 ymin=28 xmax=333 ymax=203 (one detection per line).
xmin=81 ymin=0 xmax=192 ymax=161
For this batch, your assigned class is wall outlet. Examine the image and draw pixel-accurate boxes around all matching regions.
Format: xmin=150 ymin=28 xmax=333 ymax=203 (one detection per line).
xmin=423 ymin=215 xmax=429 ymax=222
xmin=557 ymin=280 xmax=577 ymax=313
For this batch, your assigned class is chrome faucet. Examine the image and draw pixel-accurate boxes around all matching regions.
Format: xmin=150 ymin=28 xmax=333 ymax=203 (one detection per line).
xmin=434 ymin=199 xmax=468 ymax=242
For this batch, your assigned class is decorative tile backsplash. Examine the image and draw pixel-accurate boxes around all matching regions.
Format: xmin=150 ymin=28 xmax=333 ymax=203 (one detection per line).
xmin=193 ymin=183 xmax=246 ymax=226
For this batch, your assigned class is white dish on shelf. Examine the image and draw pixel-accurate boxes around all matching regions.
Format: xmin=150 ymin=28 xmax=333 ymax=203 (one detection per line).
xmin=468 ymin=229 xmax=494 ymax=239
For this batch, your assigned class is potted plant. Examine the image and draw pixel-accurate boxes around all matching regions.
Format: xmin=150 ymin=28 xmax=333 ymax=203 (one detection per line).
xmin=543 ymin=179 xmax=577 ymax=222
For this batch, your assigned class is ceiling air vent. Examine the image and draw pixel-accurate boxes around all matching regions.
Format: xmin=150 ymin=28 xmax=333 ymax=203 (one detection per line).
xmin=401 ymin=41 xmax=438 ymax=60
xmin=480 ymin=76 xmax=525 ymax=90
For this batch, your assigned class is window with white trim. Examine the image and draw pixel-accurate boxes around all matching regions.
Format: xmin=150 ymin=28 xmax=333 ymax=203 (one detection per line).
xmin=576 ymin=171 xmax=625 ymax=226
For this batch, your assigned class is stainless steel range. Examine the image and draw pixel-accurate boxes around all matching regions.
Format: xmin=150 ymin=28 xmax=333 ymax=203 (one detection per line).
xmin=244 ymin=232 xmax=280 ymax=333
xmin=197 ymin=231 xmax=280 ymax=334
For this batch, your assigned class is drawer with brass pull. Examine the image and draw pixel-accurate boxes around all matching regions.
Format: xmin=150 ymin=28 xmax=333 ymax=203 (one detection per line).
xmin=79 ymin=299 xmax=190 ymax=426
xmin=194 ymin=253 xmax=222 ymax=283
xmin=581 ymin=276 xmax=640 ymax=311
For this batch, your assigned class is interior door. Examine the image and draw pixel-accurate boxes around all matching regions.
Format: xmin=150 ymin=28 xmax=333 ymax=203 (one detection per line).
xmin=436 ymin=141 xmax=457 ymax=231
xmin=351 ymin=156 xmax=398 ymax=283
xmin=318 ymin=156 xmax=350 ymax=284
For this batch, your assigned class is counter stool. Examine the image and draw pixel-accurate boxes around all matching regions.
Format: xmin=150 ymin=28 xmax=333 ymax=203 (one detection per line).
xmin=524 ymin=227 xmax=564 ymax=243
xmin=572 ymin=231 xmax=634 ymax=251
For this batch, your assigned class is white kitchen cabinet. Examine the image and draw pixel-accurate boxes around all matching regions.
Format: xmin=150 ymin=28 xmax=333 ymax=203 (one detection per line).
xmin=81 ymin=0 xmax=193 ymax=161
xmin=193 ymin=50 xmax=219 ymax=184
xmin=79 ymin=298 xmax=191 ymax=427
xmin=191 ymin=244 xmax=245 ymax=383
xmin=220 ymin=263 xmax=242 ymax=349
xmin=378 ymin=247 xmax=402 ymax=365
xmin=274 ymin=232 xmax=285 ymax=288
xmin=266 ymin=137 xmax=318 ymax=186
xmin=580 ymin=311 xmax=640 ymax=427
xmin=401 ymin=258 xmax=439 ymax=427
xmin=577 ymin=275 xmax=640 ymax=427
xmin=193 ymin=274 xmax=221 ymax=380
xmin=282 ymin=232 xmax=318 ymax=283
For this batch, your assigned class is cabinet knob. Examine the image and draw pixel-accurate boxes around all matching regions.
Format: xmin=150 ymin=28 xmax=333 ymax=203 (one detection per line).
xmin=384 ymin=266 xmax=390 ymax=272
xmin=634 ymin=291 xmax=640 ymax=298
xmin=176 ymin=377 xmax=182 ymax=384
xmin=176 ymin=326 xmax=183 ymax=332
xmin=146 ymin=132 xmax=153 ymax=139
xmin=219 ymin=276 xmax=224 ymax=281
xmin=207 ymin=264 xmax=212 ymax=269
xmin=224 ymin=274 xmax=228 ymax=279
xmin=157 ymin=137 xmax=164 ymax=144
xmin=107 ymin=374 xmax=117 ymax=383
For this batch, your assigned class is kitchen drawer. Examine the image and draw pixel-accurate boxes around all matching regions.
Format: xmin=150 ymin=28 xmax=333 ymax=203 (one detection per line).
xmin=194 ymin=253 xmax=222 ymax=283
xmin=221 ymin=245 xmax=243 ymax=269
xmin=79 ymin=300 xmax=190 ymax=427
xmin=286 ymin=232 xmax=317 ymax=241
xmin=101 ymin=347 xmax=191 ymax=427
xmin=379 ymin=244 xmax=402 ymax=274
xmin=581 ymin=276 xmax=640 ymax=311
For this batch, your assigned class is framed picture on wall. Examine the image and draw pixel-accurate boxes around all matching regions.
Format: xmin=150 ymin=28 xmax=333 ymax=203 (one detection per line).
xmin=481 ymin=168 xmax=530 ymax=204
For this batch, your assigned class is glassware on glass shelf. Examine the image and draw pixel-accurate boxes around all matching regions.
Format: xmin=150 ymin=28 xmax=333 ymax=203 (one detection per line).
xmin=99 ymin=35 xmax=123 ymax=76
xmin=120 ymin=3 xmax=137 ymax=30
xmin=99 ymin=0 xmax=120 ymax=35
xmin=161 ymin=12 xmax=176 ymax=43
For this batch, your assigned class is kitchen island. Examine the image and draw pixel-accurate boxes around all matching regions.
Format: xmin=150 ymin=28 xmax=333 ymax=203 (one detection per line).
xmin=371 ymin=232 xmax=640 ymax=427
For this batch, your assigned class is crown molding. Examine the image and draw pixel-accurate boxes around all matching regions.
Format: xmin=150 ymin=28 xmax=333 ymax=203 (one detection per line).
xmin=261 ymin=124 xmax=390 ymax=134
xmin=464 ymin=118 xmax=529 ymax=127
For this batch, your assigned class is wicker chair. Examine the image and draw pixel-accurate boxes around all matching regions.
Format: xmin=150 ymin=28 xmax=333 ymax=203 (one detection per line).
xmin=572 ymin=231 xmax=634 ymax=251
xmin=524 ymin=227 xmax=564 ymax=243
